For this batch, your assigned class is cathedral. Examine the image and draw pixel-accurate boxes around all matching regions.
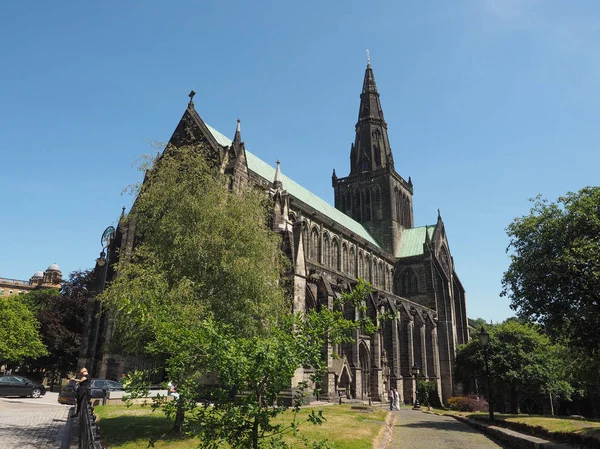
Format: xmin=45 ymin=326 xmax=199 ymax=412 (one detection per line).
xmin=81 ymin=62 xmax=469 ymax=405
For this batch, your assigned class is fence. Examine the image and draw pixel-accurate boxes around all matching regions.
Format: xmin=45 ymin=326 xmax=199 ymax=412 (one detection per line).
xmin=79 ymin=399 xmax=103 ymax=449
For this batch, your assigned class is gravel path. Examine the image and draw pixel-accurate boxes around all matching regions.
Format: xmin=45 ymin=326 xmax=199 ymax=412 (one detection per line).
xmin=389 ymin=409 xmax=511 ymax=449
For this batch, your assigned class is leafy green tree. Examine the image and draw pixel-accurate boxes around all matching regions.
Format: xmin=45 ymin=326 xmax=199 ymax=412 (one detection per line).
xmin=502 ymin=187 xmax=600 ymax=356
xmin=102 ymin=143 xmax=381 ymax=446
xmin=102 ymin=144 xmax=289 ymax=432
xmin=0 ymin=297 xmax=47 ymax=367
xmin=22 ymin=270 xmax=90 ymax=387
xmin=455 ymin=320 xmax=574 ymax=414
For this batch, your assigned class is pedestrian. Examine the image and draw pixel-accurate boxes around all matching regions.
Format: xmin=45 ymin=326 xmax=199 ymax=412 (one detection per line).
xmin=388 ymin=387 xmax=395 ymax=411
xmin=167 ymin=381 xmax=180 ymax=400
xmin=394 ymin=388 xmax=401 ymax=410
xmin=70 ymin=367 xmax=90 ymax=417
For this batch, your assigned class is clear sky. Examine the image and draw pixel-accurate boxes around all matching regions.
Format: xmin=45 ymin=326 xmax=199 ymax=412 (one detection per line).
xmin=1 ymin=0 xmax=599 ymax=323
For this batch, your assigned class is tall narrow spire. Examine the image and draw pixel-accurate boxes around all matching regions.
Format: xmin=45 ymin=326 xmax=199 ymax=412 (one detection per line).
xmin=233 ymin=118 xmax=241 ymax=144
xmin=273 ymin=160 xmax=283 ymax=190
xmin=350 ymin=63 xmax=394 ymax=175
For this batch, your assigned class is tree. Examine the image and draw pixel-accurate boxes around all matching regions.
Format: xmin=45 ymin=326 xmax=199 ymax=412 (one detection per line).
xmin=22 ymin=270 xmax=90 ymax=386
xmin=502 ymin=187 xmax=600 ymax=356
xmin=102 ymin=143 xmax=380 ymax=446
xmin=101 ymin=144 xmax=289 ymax=432
xmin=455 ymin=320 xmax=574 ymax=414
xmin=0 ymin=297 xmax=47 ymax=367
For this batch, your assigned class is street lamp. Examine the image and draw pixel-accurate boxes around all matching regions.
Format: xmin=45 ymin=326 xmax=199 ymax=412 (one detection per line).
xmin=479 ymin=326 xmax=494 ymax=421
xmin=411 ymin=364 xmax=421 ymax=410
xmin=90 ymin=226 xmax=115 ymax=377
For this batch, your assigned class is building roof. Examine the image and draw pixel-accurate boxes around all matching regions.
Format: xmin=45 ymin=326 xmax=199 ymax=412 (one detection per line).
xmin=205 ymin=124 xmax=382 ymax=248
xmin=396 ymin=225 xmax=436 ymax=258
xmin=47 ymin=263 xmax=61 ymax=271
xmin=32 ymin=270 xmax=44 ymax=278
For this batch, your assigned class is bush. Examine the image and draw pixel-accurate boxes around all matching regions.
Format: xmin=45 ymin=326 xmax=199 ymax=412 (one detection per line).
xmin=417 ymin=381 xmax=442 ymax=408
xmin=447 ymin=395 xmax=489 ymax=412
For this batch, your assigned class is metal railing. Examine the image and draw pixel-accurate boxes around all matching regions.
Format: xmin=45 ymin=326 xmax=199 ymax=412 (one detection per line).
xmin=79 ymin=399 xmax=103 ymax=449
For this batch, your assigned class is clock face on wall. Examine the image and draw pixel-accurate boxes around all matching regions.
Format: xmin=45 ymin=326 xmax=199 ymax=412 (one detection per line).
xmin=101 ymin=226 xmax=116 ymax=248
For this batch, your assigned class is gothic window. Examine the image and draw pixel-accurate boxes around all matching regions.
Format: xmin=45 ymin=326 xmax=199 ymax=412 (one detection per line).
xmin=349 ymin=247 xmax=356 ymax=276
xmin=366 ymin=255 xmax=371 ymax=282
xmin=374 ymin=144 xmax=381 ymax=167
xmin=394 ymin=187 xmax=400 ymax=222
xmin=353 ymin=190 xmax=362 ymax=221
xmin=323 ymin=233 xmax=330 ymax=267
xmin=364 ymin=190 xmax=372 ymax=221
xmin=358 ymin=252 xmax=364 ymax=278
xmin=372 ymin=260 xmax=378 ymax=287
xmin=400 ymin=269 xmax=419 ymax=296
xmin=378 ymin=261 xmax=384 ymax=288
xmin=302 ymin=226 xmax=309 ymax=257
xmin=345 ymin=191 xmax=352 ymax=214
xmin=332 ymin=238 xmax=339 ymax=270
xmin=372 ymin=129 xmax=381 ymax=142
xmin=311 ymin=227 xmax=319 ymax=261
xmin=374 ymin=187 xmax=382 ymax=219
xmin=360 ymin=153 xmax=370 ymax=171
xmin=342 ymin=243 xmax=348 ymax=273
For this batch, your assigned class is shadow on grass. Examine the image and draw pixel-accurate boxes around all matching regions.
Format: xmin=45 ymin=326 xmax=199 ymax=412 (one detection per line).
xmin=98 ymin=414 xmax=198 ymax=447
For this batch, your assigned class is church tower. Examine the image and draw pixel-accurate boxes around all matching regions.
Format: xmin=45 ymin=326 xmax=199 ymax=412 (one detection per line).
xmin=333 ymin=62 xmax=414 ymax=255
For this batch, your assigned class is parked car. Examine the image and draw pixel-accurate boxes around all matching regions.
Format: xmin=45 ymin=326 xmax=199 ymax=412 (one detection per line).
xmin=0 ymin=375 xmax=46 ymax=398
xmin=57 ymin=378 xmax=123 ymax=405
xmin=89 ymin=379 xmax=123 ymax=398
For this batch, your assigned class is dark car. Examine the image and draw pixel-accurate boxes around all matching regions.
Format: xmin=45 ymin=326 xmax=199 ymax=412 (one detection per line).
xmin=58 ymin=378 xmax=123 ymax=405
xmin=89 ymin=379 xmax=123 ymax=398
xmin=0 ymin=375 xmax=46 ymax=398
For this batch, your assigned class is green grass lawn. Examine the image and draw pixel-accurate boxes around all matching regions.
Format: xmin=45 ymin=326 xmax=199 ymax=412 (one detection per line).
xmin=94 ymin=404 xmax=388 ymax=449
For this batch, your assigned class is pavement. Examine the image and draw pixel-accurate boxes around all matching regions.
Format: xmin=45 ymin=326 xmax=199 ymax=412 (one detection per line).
xmin=378 ymin=407 xmax=576 ymax=449
xmin=0 ymin=392 xmax=73 ymax=449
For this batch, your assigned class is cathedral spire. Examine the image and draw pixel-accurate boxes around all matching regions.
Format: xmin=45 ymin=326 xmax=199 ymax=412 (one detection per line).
xmin=233 ymin=118 xmax=241 ymax=144
xmin=350 ymin=63 xmax=394 ymax=175
xmin=273 ymin=159 xmax=283 ymax=190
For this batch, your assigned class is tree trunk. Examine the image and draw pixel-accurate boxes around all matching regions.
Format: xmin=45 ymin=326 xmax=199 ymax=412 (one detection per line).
xmin=173 ymin=398 xmax=185 ymax=433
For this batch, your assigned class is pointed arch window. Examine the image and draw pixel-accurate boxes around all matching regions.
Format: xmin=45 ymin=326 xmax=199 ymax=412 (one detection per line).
xmin=311 ymin=228 xmax=319 ymax=261
xmin=345 ymin=191 xmax=352 ymax=214
xmin=349 ymin=247 xmax=356 ymax=276
xmin=353 ymin=190 xmax=362 ymax=222
xmin=358 ymin=252 xmax=364 ymax=278
xmin=332 ymin=238 xmax=339 ymax=270
xmin=400 ymin=269 xmax=419 ymax=296
xmin=364 ymin=190 xmax=372 ymax=221
xmin=342 ymin=244 xmax=348 ymax=273
xmin=302 ymin=226 xmax=309 ymax=258
xmin=374 ymin=188 xmax=382 ymax=219
xmin=323 ymin=233 xmax=330 ymax=267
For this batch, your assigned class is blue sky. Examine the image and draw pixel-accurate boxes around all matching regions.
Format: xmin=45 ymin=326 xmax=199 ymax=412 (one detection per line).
xmin=1 ymin=0 xmax=599 ymax=322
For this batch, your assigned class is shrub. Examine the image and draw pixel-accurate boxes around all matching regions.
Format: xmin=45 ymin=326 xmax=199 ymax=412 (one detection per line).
xmin=447 ymin=395 xmax=489 ymax=412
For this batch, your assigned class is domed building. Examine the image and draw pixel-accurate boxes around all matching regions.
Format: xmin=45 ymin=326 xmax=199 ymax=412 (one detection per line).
xmin=0 ymin=264 xmax=63 ymax=297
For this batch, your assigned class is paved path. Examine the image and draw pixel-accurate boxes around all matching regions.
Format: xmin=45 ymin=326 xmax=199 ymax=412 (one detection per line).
xmin=0 ymin=392 xmax=72 ymax=449
xmin=389 ymin=409 xmax=511 ymax=449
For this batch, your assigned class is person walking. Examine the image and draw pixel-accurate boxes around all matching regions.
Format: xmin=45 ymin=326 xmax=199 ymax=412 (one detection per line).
xmin=394 ymin=388 xmax=401 ymax=410
xmin=388 ymin=387 xmax=395 ymax=411
xmin=70 ymin=367 xmax=90 ymax=417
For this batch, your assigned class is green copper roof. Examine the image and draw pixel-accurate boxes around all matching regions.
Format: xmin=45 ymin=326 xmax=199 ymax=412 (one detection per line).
xmin=396 ymin=225 xmax=436 ymax=258
xmin=205 ymin=124 xmax=381 ymax=248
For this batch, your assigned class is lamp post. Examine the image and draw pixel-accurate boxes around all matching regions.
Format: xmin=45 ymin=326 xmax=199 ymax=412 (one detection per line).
xmin=411 ymin=364 xmax=421 ymax=410
xmin=89 ymin=226 xmax=115 ymax=377
xmin=479 ymin=326 xmax=494 ymax=422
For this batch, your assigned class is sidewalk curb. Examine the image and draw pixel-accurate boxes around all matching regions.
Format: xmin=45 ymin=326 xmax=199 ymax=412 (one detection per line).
xmin=446 ymin=413 xmax=575 ymax=449
xmin=373 ymin=411 xmax=395 ymax=449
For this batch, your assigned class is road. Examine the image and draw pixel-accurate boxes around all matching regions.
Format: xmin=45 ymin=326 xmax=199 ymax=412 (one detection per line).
xmin=0 ymin=392 xmax=72 ymax=449
xmin=391 ymin=408 xmax=511 ymax=449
